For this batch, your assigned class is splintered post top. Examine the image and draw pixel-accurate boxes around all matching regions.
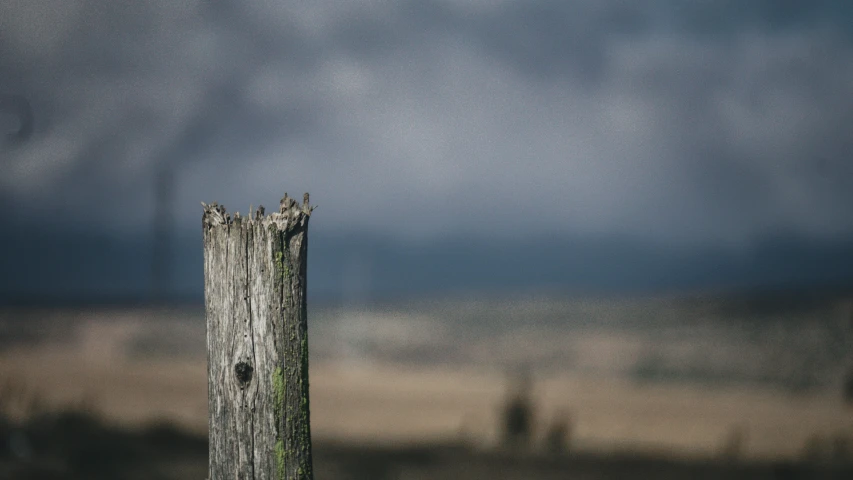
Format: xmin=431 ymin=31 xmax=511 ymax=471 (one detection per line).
xmin=201 ymin=192 xmax=313 ymax=231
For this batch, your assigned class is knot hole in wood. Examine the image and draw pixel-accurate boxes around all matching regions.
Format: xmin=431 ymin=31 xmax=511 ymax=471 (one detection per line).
xmin=234 ymin=361 xmax=254 ymax=386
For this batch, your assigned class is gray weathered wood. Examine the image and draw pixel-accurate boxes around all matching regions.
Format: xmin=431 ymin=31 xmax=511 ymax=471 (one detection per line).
xmin=203 ymin=193 xmax=314 ymax=480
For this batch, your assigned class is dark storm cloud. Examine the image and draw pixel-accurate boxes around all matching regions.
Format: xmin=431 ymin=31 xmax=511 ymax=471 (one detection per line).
xmin=1 ymin=0 xmax=852 ymax=247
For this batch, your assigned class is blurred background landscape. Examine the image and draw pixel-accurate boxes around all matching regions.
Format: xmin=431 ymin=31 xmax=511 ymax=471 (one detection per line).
xmin=2 ymin=0 xmax=853 ymax=478
xmin=2 ymin=292 xmax=853 ymax=479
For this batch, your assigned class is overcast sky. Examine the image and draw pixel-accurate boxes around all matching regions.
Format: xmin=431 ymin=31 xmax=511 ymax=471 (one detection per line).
xmin=2 ymin=1 xmax=853 ymax=300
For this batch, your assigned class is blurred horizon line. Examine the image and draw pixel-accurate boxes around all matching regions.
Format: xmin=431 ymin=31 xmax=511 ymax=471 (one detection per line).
xmin=2 ymin=279 xmax=852 ymax=311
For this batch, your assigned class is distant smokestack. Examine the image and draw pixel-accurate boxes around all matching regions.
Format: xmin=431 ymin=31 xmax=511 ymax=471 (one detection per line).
xmin=0 ymin=93 xmax=33 ymax=144
xmin=152 ymin=165 xmax=175 ymax=302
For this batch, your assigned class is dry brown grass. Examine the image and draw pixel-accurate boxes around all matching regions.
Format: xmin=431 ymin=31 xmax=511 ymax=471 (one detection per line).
xmin=1 ymin=303 xmax=852 ymax=465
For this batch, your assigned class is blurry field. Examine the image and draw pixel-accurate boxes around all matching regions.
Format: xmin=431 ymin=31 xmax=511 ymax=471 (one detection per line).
xmin=1 ymin=293 xmax=853 ymax=478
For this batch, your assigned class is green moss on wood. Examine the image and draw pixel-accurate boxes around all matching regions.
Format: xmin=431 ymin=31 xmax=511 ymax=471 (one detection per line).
xmin=275 ymin=439 xmax=286 ymax=480
xmin=272 ymin=366 xmax=286 ymax=479
xmin=272 ymin=367 xmax=285 ymax=418
xmin=298 ymin=330 xmax=312 ymax=478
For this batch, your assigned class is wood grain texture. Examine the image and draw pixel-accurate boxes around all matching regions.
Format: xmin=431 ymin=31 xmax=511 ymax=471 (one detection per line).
xmin=203 ymin=193 xmax=314 ymax=480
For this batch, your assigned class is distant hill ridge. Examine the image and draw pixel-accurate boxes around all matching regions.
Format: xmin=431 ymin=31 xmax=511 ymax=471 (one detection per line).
xmin=2 ymin=218 xmax=853 ymax=306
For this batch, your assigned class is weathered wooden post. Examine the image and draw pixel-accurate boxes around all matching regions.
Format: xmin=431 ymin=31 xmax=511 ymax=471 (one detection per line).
xmin=203 ymin=193 xmax=314 ymax=480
